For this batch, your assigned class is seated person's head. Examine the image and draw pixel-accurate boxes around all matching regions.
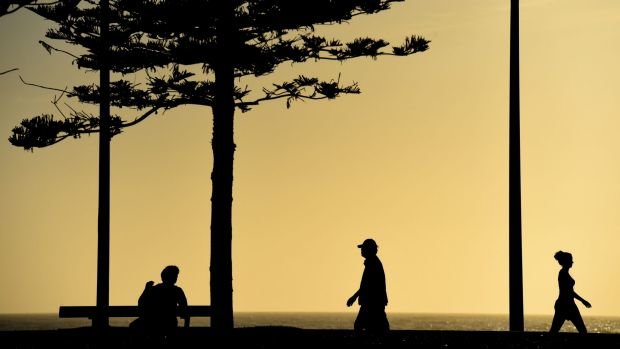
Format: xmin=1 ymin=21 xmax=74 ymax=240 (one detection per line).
xmin=161 ymin=265 xmax=180 ymax=285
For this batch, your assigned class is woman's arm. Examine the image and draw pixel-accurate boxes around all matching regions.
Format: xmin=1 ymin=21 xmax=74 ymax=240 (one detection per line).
xmin=574 ymin=291 xmax=591 ymax=308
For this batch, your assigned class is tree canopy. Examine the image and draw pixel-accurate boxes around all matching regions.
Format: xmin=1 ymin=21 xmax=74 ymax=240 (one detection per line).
xmin=9 ymin=0 xmax=429 ymax=150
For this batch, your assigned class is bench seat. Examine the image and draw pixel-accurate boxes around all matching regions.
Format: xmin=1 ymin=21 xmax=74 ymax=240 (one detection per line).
xmin=59 ymin=305 xmax=211 ymax=320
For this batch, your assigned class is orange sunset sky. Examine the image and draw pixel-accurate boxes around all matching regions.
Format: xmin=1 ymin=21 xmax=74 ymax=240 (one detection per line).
xmin=1 ymin=0 xmax=620 ymax=318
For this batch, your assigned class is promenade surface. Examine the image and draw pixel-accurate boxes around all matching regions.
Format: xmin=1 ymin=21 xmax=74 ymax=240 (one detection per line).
xmin=2 ymin=326 xmax=620 ymax=348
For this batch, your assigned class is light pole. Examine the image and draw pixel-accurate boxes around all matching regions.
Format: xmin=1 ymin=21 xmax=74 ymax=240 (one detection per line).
xmin=509 ymin=0 xmax=524 ymax=332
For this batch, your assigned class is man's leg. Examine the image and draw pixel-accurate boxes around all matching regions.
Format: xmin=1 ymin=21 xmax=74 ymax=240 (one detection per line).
xmin=354 ymin=307 xmax=368 ymax=333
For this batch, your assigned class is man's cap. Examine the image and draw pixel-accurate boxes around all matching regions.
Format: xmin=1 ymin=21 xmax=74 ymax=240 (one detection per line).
xmin=357 ymin=238 xmax=378 ymax=248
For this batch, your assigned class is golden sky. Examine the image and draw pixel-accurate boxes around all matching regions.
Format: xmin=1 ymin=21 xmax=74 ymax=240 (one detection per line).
xmin=1 ymin=0 xmax=620 ymax=318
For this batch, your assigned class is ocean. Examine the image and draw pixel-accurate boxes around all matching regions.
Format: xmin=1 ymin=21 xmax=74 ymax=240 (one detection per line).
xmin=1 ymin=313 xmax=620 ymax=333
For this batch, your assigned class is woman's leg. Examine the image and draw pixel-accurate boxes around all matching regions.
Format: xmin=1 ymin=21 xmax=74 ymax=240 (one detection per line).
xmin=549 ymin=312 xmax=565 ymax=332
xmin=571 ymin=311 xmax=588 ymax=334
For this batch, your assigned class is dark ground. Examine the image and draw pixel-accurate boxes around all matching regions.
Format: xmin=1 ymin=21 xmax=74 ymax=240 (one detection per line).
xmin=2 ymin=327 xmax=620 ymax=348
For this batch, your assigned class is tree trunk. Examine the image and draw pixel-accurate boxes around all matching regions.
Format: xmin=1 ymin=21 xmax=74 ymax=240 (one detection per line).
xmin=210 ymin=67 xmax=235 ymax=332
xmin=509 ymin=0 xmax=524 ymax=332
xmin=210 ymin=0 xmax=235 ymax=332
xmin=95 ymin=0 xmax=111 ymax=329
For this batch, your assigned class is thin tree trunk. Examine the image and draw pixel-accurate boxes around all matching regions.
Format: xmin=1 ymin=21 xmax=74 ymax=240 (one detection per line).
xmin=95 ymin=0 xmax=111 ymax=329
xmin=509 ymin=0 xmax=524 ymax=332
xmin=210 ymin=68 xmax=235 ymax=332
xmin=210 ymin=0 xmax=235 ymax=332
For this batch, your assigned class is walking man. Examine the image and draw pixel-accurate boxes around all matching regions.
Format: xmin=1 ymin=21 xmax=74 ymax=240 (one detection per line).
xmin=347 ymin=238 xmax=389 ymax=335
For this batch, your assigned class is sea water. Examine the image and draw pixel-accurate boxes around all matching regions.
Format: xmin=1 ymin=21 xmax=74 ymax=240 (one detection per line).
xmin=1 ymin=313 xmax=619 ymax=333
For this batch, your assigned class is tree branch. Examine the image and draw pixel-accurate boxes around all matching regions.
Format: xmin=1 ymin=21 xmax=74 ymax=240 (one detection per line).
xmin=238 ymin=74 xmax=361 ymax=110
xmin=238 ymin=92 xmax=329 ymax=108
xmin=121 ymin=106 xmax=161 ymax=128
xmin=0 ymin=68 xmax=18 ymax=75
xmin=2 ymin=3 xmax=27 ymax=15
xmin=39 ymin=40 xmax=79 ymax=59
xmin=1 ymin=0 xmax=60 ymax=16
xmin=313 ymin=51 xmax=405 ymax=61
xmin=20 ymin=75 xmax=69 ymax=94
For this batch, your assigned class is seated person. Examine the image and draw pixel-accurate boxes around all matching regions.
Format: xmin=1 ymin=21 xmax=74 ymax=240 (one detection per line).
xmin=133 ymin=265 xmax=189 ymax=333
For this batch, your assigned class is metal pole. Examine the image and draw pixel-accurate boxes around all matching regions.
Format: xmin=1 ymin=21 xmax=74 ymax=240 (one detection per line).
xmin=509 ymin=0 xmax=524 ymax=332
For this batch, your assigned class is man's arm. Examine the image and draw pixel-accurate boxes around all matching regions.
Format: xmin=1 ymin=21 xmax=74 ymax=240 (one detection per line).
xmin=347 ymin=290 xmax=359 ymax=307
xmin=177 ymin=288 xmax=190 ymax=327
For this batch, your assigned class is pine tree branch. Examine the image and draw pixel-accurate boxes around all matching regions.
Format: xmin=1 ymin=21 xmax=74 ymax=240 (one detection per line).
xmin=1 ymin=0 xmax=60 ymax=16
xmin=238 ymin=74 xmax=360 ymax=110
xmin=39 ymin=40 xmax=79 ymax=59
xmin=121 ymin=105 xmax=162 ymax=128
xmin=20 ymin=75 xmax=69 ymax=94
xmin=0 ymin=68 xmax=18 ymax=75
xmin=9 ymin=104 xmax=170 ymax=151
xmin=238 ymin=92 xmax=330 ymax=108
xmin=2 ymin=1 xmax=29 ymax=15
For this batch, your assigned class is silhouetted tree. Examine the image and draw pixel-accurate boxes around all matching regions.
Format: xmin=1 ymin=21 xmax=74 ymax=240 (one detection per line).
xmin=8 ymin=0 xmax=171 ymax=327
xmin=9 ymin=0 xmax=429 ymax=331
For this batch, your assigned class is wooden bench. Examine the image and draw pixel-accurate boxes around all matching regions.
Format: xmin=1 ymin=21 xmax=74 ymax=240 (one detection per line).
xmin=59 ymin=305 xmax=212 ymax=326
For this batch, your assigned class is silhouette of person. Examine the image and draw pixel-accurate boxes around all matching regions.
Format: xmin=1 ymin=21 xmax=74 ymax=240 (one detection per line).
xmin=549 ymin=251 xmax=591 ymax=333
xmin=346 ymin=238 xmax=389 ymax=335
xmin=133 ymin=265 xmax=189 ymax=337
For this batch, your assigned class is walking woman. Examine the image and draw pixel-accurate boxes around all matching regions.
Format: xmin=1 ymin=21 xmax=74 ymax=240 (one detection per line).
xmin=550 ymin=251 xmax=591 ymax=333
